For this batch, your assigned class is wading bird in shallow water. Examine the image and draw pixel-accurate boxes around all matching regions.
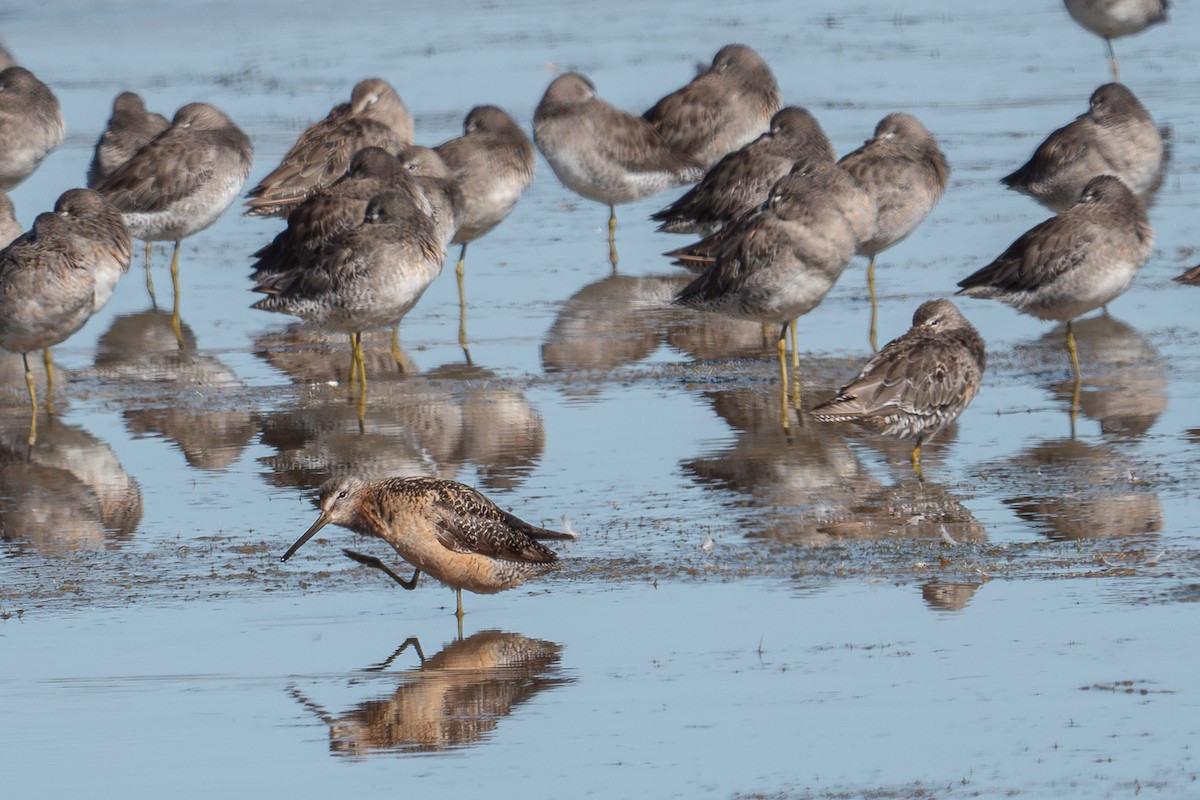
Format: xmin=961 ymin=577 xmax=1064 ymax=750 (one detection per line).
xmin=1063 ymin=0 xmax=1169 ymax=80
xmin=0 ymin=65 xmax=64 ymax=191
xmin=956 ymin=175 xmax=1151 ymax=424
xmin=1001 ymin=82 xmax=1163 ymax=214
xmin=280 ymin=476 xmax=574 ymax=623
xmin=243 ymin=78 xmax=412 ymax=217
xmin=812 ymin=299 xmax=985 ymax=480
xmin=838 ymin=112 xmax=948 ymax=352
xmin=533 ymin=72 xmax=703 ymax=269
xmin=642 ymin=43 xmax=782 ymax=171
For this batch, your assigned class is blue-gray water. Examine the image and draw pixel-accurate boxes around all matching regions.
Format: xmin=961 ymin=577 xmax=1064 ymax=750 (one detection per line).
xmin=2 ymin=0 xmax=1199 ymax=797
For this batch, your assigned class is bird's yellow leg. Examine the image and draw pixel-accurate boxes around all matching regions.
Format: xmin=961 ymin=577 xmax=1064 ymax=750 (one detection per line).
xmin=608 ymin=205 xmax=619 ymax=271
xmin=777 ymin=330 xmax=790 ymax=431
xmin=43 ymin=348 xmax=55 ymax=416
xmin=867 ymin=255 xmax=879 ymax=352
xmin=790 ymin=317 xmax=800 ymax=371
xmin=1106 ymin=37 xmax=1120 ymax=81
xmin=169 ymin=240 xmax=184 ymax=347
xmin=22 ymin=353 xmax=37 ymax=447
xmin=911 ymin=437 xmax=924 ymax=481
xmin=455 ymin=588 xmax=465 ymax=622
xmin=456 ymin=243 xmax=470 ymax=355
xmin=1067 ymin=321 xmax=1082 ymax=434
xmin=143 ymin=241 xmax=158 ymax=309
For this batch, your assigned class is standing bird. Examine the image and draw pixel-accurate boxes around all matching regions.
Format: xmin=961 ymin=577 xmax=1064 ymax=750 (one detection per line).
xmin=534 ymin=72 xmax=703 ymax=268
xmin=87 ymin=91 xmax=169 ymax=287
xmin=651 ymin=106 xmax=835 ymax=235
xmin=0 ymin=192 xmax=20 ymax=248
xmin=812 ymin=299 xmax=986 ymax=479
xmin=1002 ymin=83 xmax=1163 ymax=213
xmin=643 ymin=44 xmax=781 ymax=171
xmin=435 ymin=105 xmax=536 ymax=346
xmin=839 ymin=113 xmax=949 ymax=351
xmin=673 ymin=162 xmax=862 ymax=430
xmin=87 ymin=92 xmax=169 ymax=189
xmin=251 ymin=192 xmax=446 ymax=413
xmin=280 ymin=475 xmax=573 ymax=621
xmin=1063 ymin=0 xmax=1169 ymax=79
xmin=244 ymin=78 xmax=412 ymax=217
xmin=956 ymin=175 xmax=1152 ymax=415
xmin=0 ymin=65 xmax=65 ymax=191
xmin=0 ymin=189 xmax=131 ymax=444
xmin=94 ymin=102 xmax=253 ymax=338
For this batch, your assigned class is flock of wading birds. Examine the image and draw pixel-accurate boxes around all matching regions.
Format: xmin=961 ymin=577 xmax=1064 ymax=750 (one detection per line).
xmin=0 ymin=1 xmax=1185 ymax=618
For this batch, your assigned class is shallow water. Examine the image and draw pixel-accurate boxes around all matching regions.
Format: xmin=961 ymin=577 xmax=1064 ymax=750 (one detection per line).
xmin=2 ymin=0 xmax=1200 ymax=796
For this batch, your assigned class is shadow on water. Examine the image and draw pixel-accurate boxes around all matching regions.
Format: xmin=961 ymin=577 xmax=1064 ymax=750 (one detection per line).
xmin=287 ymin=629 xmax=572 ymax=758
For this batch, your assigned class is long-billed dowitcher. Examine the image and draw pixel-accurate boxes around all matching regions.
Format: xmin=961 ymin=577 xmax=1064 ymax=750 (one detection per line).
xmin=0 ymin=189 xmax=131 ymax=443
xmin=244 ymin=78 xmax=412 ymax=217
xmin=87 ymin=92 xmax=169 ymax=189
xmin=95 ymin=102 xmax=253 ymax=330
xmin=1002 ymin=83 xmax=1163 ymax=213
xmin=1063 ymin=0 xmax=1169 ymax=79
xmin=0 ymin=192 xmax=19 ymax=248
xmin=673 ymin=160 xmax=862 ymax=430
xmin=252 ymin=191 xmax=445 ymax=405
xmin=249 ymin=147 xmax=429 ymax=282
xmin=838 ymin=113 xmax=949 ymax=351
xmin=651 ymin=106 xmax=835 ymax=235
xmin=0 ymin=65 xmax=65 ymax=191
xmin=812 ymin=299 xmax=985 ymax=478
xmin=281 ymin=476 xmax=573 ymax=620
xmin=435 ymin=105 xmax=535 ymax=346
xmin=1172 ymin=264 xmax=1200 ymax=285
xmin=533 ymin=72 xmax=703 ymax=267
xmin=957 ymin=175 xmax=1152 ymax=415
xmin=644 ymin=44 xmax=781 ymax=171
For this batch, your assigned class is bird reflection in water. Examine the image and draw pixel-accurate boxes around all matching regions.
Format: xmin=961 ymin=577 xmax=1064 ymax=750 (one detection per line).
xmin=94 ymin=311 xmax=253 ymax=470
xmin=1020 ymin=314 xmax=1165 ymax=438
xmin=1000 ymin=438 xmax=1162 ymax=540
xmin=0 ymin=412 xmax=142 ymax=552
xmin=921 ymin=580 xmax=985 ymax=612
xmin=288 ymin=630 xmax=571 ymax=757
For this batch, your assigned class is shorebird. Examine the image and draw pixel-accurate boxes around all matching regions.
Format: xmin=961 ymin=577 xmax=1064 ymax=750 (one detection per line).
xmin=957 ymin=175 xmax=1152 ymax=416
xmin=95 ymin=102 xmax=253 ymax=337
xmin=643 ymin=43 xmax=782 ymax=171
xmin=672 ymin=161 xmax=862 ymax=430
xmin=533 ymin=72 xmax=703 ymax=267
xmin=87 ymin=92 xmax=169 ymax=189
xmin=0 ymin=65 xmax=65 ymax=191
xmin=244 ymin=78 xmax=411 ymax=217
xmin=838 ymin=113 xmax=949 ymax=351
xmin=0 ymin=189 xmax=131 ymax=444
xmin=251 ymin=191 xmax=446 ymax=412
xmin=1172 ymin=264 xmax=1200 ymax=285
xmin=281 ymin=475 xmax=573 ymax=620
xmin=1063 ymin=0 xmax=1169 ymax=79
xmin=651 ymin=106 xmax=835 ymax=235
xmin=435 ymin=105 xmax=535 ymax=349
xmin=1002 ymin=83 xmax=1163 ymax=213
xmin=812 ymin=299 xmax=986 ymax=478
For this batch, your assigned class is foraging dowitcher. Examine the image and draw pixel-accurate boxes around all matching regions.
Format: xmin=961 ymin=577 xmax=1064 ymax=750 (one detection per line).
xmin=1063 ymin=0 xmax=1169 ymax=79
xmin=1002 ymin=83 xmax=1163 ymax=213
xmin=956 ymin=175 xmax=1152 ymax=403
xmin=0 ymin=65 xmax=65 ymax=191
xmin=533 ymin=72 xmax=703 ymax=266
xmin=244 ymin=78 xmax=412 ymax=217
xmin=1172 ymin=264 xmax=1200 ymax=285
xmin=643 ymin=44 xmax=781 ymax=171
xmin=0 ymin=192 xmax=19 ymax=248
xmin=251 ymin=191 xmax=445 ymax=400
xmin=435 ymin=105 xmax=535 ymax=337
xmin=86 ymin=92 xmax=169 ymax=189
xmin=95 ymin=102 xmax=253 ymax=324
xmin=0 ymin=190 xmax=132 ymax=442
xmin=651 ymin=106 xmax=835 ymax=235
xmin=249 ymin=146 xmax=429 ymax=282
xmin=673 ymin=161 xmax=861 ymax=429
xmin=812 ymin=299 xmax=985 ymax=478
xmin=281 ymin=475 xmax=572 ymax=620
xmin=838 ymin=112 xmax=949 ymax=350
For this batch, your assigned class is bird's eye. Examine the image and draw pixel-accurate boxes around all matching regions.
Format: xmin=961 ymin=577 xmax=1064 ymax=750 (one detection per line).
xmin=337 ymin=490 xmax=348 ymax=499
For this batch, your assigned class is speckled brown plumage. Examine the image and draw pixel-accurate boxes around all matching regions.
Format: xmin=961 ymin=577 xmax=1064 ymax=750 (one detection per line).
xmin=245 ymin=78 xmax=412 ymax=217
xmin=281 ymin=475 xmax=572 ymax=618
xmin=812 ymin=299 xmax=986 ymax=473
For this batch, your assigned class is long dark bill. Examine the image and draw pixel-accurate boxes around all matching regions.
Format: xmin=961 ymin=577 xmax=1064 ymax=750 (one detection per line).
xmin=281 ymin=512 xmax=332 ymax=562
